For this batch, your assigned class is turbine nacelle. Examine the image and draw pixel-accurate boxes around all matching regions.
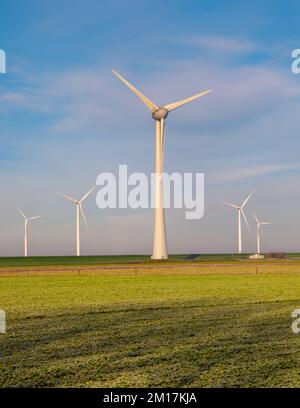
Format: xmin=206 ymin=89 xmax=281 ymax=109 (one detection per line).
xmin=152 ymin=108 xmax=168 ymax=121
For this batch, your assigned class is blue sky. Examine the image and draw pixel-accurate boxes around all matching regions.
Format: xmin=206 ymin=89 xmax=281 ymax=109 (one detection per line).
xmin=0 ymin=0 xmax=300 ymax=255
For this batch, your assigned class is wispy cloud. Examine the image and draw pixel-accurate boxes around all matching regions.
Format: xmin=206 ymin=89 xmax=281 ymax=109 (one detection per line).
xmin=1 ymin=54 xmax=299 ymax=134
xmin=178 ymin=35 xmax=257 ymax=57
xmin=211 ymin=162 xmax=300 ymax=183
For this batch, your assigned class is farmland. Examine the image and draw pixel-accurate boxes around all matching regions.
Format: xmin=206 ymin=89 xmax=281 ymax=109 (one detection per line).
xmin=0 ymin=257 xmax=299 ymax=387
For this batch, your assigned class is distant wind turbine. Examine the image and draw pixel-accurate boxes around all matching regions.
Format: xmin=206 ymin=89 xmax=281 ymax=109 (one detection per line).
xmin=112 ymin=69 xmax=213 ymax=259
xmin=56 ymin=186 xmax=96 ymax=256
xmin=18 ymin=208 xmax=43 ymax=257
xmin=222 ymin=192 xmax=254 ymax=254
xmin=253 ymin=211 xmax=271 ymax=255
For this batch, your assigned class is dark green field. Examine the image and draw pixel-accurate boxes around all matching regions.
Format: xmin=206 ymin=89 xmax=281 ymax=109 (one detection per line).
xmin=0 ymin=268 xmax=299 ymax=387
xmin=0 ymin=253 xmax=296 ymax=268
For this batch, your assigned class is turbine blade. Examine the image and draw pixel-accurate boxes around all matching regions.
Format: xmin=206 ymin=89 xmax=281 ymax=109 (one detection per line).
xmin=164 ymin=89 xmax=213 ymax=112
xmin=252 ymin=210 xmax=259 ymax=224
xmin=241 ymin=208 xmax=251 ymax=232
xmin=80 ymin=204 xmax=88 ymax=231
xmin=80 ymin=186 xmax=96 ymax=203
xmin=56 ymin=192 xmax=77 ymax=203
xmin=160 ymin=118 xmax=166 ymax=169
xmin=241 ymin=191 xmax=254 ymax=208
xmin=221 ymin=201 xmax=239 ymax=209
xmin=261 ymin=222 xmax=271 ymax=225
xmin=112 ymin=69 xmax=158 ymax=112
xmin=17 ymin=208 xmax=26 ymax=219
xmin=28 ymin=215 xmax=43 ymax=221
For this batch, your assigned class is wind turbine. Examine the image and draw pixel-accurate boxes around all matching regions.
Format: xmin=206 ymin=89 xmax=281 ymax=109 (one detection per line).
xmin=222 ymin=192 xmax=253 ymax=254
xmin=18 ymin=209 xmax=43 ymax=257
xmin=112 ymin=69 xmax=213 ymax=259
xmin=56 ymin=186 xmax=96 ymax=256
xmin=253 ymin=211 xmax=271 ymax=255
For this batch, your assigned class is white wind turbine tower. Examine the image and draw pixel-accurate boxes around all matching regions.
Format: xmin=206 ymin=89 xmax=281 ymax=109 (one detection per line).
xmin=222 ymin=192 xmax=253 ymax=254
xmin=253 ymin=211 xmax=271 ymax=255
xmin=112 ymin=69 xmax=213 ymax=259
xmin=56 ymin=186 xmax=96 ymax=256
xmin=18 ymin=209 xmax=43 ymax=257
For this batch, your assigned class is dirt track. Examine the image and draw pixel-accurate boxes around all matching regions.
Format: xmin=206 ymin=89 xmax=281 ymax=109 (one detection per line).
xmin=1 ymin=262 xmax=300 ymax=276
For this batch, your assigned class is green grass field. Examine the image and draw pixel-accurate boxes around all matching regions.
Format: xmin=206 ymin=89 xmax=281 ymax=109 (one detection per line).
xmin=0 ymin=252 xmax=285 ymax=268
xmin=1 ymin=269 xmax=300 ymax=387
xmin=0 ymin=253 xmax=297 ymax=268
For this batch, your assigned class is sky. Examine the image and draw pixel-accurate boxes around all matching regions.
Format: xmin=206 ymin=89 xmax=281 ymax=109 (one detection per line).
xmin=0 ymin=0 xmax=300 ymax=256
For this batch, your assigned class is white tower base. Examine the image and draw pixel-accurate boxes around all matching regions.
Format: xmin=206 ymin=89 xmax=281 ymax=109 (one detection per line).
xmin=151 ymin=119 xmax=168 ymax=260
xmin=249 ymin=253 xmax=265 ymax=259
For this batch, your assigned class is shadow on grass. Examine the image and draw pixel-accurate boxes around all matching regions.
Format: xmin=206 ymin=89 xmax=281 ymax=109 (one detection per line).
xmin=185 ymin=254 xmax=200 ymax=261
xmin=0 ymin=298 xmax=299 ymax=387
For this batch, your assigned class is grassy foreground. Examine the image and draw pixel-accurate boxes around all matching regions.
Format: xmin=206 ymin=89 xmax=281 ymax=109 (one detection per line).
xmin=0 ymin=273 xmax=300 ymax=387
